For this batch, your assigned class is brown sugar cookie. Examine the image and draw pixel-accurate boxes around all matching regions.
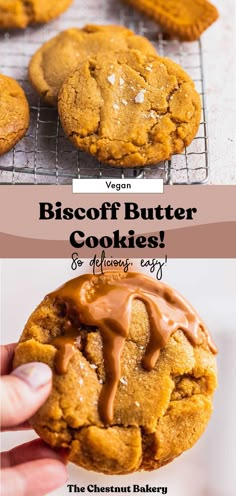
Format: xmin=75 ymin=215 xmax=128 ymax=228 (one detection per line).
xmin=124 ymin=0 xmax=219 ymax=41
xmin=0 ymin=0 xmax=73 ymax=30
xmin=14 ymin=272 xmax=217 ymax=475
xmin=58 ymin=49 xmax=201 ymax=168
xmin=28 ymin=25 xmax=157 ymax=106
xmin=0 ymin=74 xmax=29 ymax=156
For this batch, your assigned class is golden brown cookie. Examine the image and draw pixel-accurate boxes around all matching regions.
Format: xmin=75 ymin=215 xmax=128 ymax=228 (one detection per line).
xmin=124 ymin=0 xmax=219 ymax=41
xmin=28 ymin=25 xmax=157 ymax=106
xmin=0 ymin=74 xmax=29 ymax=156
xmin=14 ymin=272 xmax=217 ymax=475
xmin=0 ymin=0 xmax=73 ymax=30
xmin=58 ymin=49 xmax=201 ymax=167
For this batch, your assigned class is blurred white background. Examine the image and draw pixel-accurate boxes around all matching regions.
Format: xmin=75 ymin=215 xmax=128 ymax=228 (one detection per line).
xmin=1 ymin=258 xmax=236 ymax=496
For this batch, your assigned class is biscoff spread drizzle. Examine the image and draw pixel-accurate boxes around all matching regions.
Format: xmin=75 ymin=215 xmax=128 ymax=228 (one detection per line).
xmin=49 ymin=272 xmax=217 ymax=424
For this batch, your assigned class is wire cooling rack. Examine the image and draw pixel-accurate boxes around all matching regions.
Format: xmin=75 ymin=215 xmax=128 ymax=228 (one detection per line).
xmin=0 ymin=0 xmax=209 ymax=184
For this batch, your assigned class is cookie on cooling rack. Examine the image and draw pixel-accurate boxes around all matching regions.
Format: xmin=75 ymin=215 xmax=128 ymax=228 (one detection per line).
xmin=58 ymin=49 xmax=201 ymax=168
xmin=124 ymin=0 xmax=219 ymax=41
xmin=0 ymin=0 xmax=73 ymax=30
xmin=0 ymin=74 xmax=29 ymax=156
xmin=13 ymin=271 xmax=217 ymax=475
xmin=28 ymin=24 xmax=157 ymax=106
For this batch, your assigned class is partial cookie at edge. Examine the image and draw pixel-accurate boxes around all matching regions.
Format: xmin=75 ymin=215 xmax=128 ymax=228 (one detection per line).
xmin=0 ymin=0 xmax=73 ymax=30
xmin=0 ymin=74 xmax=29 ymax=156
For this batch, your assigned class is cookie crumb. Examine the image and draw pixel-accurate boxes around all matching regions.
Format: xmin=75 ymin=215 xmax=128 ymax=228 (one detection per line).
xmin=135 ymin=401 xmax=140 ymax=407
xmin=135 ymin=89 xmax=146 ymax=104
xmin=108 ymin=74 xmax=116 ymax=85
xmin=149 ymin=110 xmax=157 ymax=119
xmin=146 ymin=65 xmax=152 ymax=71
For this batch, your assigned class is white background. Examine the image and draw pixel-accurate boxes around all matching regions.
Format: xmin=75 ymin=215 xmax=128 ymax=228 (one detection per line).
xmin=1 ymin=258 xmax=236 ymax=496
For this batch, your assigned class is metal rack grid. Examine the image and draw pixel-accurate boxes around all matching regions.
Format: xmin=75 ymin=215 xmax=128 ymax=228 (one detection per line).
xmin=0 ymin=0 xmax=209 ymax=184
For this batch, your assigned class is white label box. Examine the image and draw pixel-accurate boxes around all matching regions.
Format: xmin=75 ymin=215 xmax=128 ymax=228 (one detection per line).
xmin=73 ymin=179 xmax=164 ymax=194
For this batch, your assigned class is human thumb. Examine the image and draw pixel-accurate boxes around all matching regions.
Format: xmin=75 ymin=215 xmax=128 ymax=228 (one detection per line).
xmin=0 ymin=362 xmax=52 ymax=429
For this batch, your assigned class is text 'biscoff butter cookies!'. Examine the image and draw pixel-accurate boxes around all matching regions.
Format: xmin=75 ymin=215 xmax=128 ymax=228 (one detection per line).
xmin=58 ymin=49 xmax=201 ymax=167
xmin=0 ymin=74 xmax=29 ymax=156
xmin=28 ymin=25 xmax=157 ymax=106
xmin=0 ymin=0 xmax=73 ymax=30
xmin=124 ymin=0 xmax=219 ymax=41
xmin=14 ymin=272 xmax=217 ymax=475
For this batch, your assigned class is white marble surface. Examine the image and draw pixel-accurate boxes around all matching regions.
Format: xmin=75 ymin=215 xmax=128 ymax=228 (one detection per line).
xmin=201 ymin=0 xmax=235 ymax=183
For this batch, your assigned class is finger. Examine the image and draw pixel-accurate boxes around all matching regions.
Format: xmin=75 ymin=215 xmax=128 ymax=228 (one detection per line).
xmin=0 ymin=344 xmax=17 ymax=375
xmin=0 ymin=362 xmax=52 ymax=428
xmin=0 ymin=459 xmax=68 ymax=496
xmin=1 ymin=439 xmax=68 ymax=468
xmin=2 ymin=421 xmax=32 ymax=432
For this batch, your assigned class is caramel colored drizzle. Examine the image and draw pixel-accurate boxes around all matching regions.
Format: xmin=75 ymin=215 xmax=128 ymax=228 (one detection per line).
xmin=51 ymin=324 xmax=82 ymax=374
xmin=49 ymin=272 xmax=217 ymax=424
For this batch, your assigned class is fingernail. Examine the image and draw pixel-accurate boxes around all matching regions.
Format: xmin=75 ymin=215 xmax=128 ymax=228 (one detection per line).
xmin=12 ymin=362 xmax=52 ymax=390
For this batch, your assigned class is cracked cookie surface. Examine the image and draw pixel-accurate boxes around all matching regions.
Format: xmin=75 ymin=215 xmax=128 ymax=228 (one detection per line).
xmin=124 ymin=0 xmax=219 ymax=41
xmin=58 ymin=49 xmax=201 ymax=167
xmin=0 ymin=74 xmax=29 ymax=156
xmin=29 ymin=24 xmax=157 ymax=106
xmin=14 ymin=272 xmax=217 ymax=475
xmin=0 ymin=0 xmax=73 ymax=30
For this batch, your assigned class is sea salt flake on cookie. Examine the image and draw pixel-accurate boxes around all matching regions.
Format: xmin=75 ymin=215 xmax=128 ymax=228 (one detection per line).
xmin=108 ymin=74 xmax=116 ymax=85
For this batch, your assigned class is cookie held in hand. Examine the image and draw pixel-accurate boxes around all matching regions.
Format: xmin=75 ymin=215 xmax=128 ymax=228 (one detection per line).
xmin=14 ymin=272 xmax=217 ymax=475
xmin=58 ymin=49 xmax=201 ymax=167
xmin=0 ymin=74 xmax=29 ymax=156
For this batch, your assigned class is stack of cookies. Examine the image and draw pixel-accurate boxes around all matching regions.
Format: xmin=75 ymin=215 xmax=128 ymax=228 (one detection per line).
xmin=29 ymin=24 xmax=202 ymax=168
